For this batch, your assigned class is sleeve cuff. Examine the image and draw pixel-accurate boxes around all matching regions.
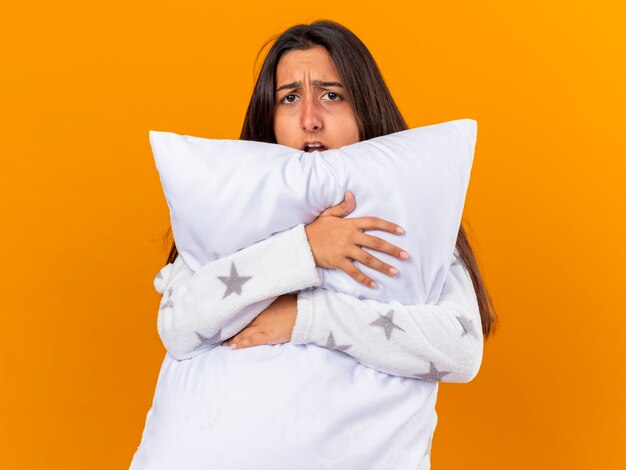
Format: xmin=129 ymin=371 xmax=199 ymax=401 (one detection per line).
xmin=291 ymin=223 xmax=324 ymax=287
xmin=292 ymin=288 xmax=315 ymax=345
xmin=154 ymin=261 xmax=176 ymax=294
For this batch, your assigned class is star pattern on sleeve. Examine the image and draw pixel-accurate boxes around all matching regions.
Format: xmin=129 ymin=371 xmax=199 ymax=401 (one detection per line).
xmin=413 ymin=361 xmax=452 ymax=382
xmin=217 ymin=262 xmax=253 ymax=299
xmin=160 ymin=299 xmax=173 ymax=310
xmin=159 ymin=286 xmax=175 ymax=310
xmin=193 ymin=329 xmax=223 ymax=351
xmin=369 ymin=310 xmax=406 ymax=340
xmin=325 ymin=332 xmax=352 ymax=352
xmin=456 ymin=314 xmax=480 ymax=340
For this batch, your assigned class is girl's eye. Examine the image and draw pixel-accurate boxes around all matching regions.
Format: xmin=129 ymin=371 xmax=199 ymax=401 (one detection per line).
xmin=280 ymin=92 xmax=343 ymax=104
xmin=324 ymin=92 xmax=342 ymax=101
xmin=281 ymin=94 xmax=298 ymax=103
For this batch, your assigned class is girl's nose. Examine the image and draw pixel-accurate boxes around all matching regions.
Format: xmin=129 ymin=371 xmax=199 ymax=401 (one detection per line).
xmin=301 ymin=98 xmax=323 ymax=132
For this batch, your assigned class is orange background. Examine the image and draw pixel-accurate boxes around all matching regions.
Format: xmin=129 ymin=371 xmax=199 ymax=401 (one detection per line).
xmin=1 ymin=1 xmax=624 ymax=468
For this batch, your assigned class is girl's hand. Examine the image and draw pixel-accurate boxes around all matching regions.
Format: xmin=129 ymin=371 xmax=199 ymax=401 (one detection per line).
xmin=222 ymin=294 xmax=297 ymax=350
xmin=305 ymin=191 xmax=409 ymax=289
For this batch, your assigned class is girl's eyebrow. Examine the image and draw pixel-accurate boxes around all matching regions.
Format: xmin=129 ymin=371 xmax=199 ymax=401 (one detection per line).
xmin=276 ymin=80 xmax=344 ymax=92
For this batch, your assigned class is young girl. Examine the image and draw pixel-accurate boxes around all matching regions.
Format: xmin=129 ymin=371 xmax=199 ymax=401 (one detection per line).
xmin=131 ymin=20 xmax=497 ymax=469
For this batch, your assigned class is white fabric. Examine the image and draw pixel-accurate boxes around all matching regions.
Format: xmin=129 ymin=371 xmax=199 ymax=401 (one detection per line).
xmin=132 ymin=348 xmax=437 ymax=470
xmin=131 ymin=119 xmax=479 ymax=469
xmin=149 ymin=118 xmax=477 ymax=304
xmin=130 ymin=227 xmax=457 ymax=469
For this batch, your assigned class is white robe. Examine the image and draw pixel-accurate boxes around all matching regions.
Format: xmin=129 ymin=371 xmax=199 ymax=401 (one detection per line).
xmin=129 ymin=224 xmax=483 ymax=469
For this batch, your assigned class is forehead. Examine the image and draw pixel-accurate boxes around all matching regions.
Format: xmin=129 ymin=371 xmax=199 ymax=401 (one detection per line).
xmin=275 ymin=46 xmax=339 ymax=82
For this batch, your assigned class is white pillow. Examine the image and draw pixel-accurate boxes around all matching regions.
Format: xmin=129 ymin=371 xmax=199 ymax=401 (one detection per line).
xmin=131 ymin=119 xmax=478 ymax=469
xmin=149 ymin=118 xmax=477 ymax=305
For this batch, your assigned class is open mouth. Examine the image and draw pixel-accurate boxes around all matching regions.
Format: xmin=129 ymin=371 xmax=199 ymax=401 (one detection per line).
xmin=304 ymin=144 xmax=329 ymax=152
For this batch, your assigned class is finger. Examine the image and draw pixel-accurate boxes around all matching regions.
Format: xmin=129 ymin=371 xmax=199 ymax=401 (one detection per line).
xmin=348 ymin=245 xmax=400 ymax=277
xmin=224 ymin=326 xmax=258 ymax=347
xmin=337 ymin=258 xmax=378 ymax=289
xmin=320 ymin=191 xmax=356 ymax=217
xmin=354 ymin=232 xmax=410 ymax=261
xmin=352 ymin=216 xmax=404 ymax=236
xmin=235 ymin=332 xmax=270 ymax=349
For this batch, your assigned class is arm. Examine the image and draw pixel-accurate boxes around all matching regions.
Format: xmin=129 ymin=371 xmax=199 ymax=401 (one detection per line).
xmin=291 ymin=249 xmax=483 ymax=383
xmin=154 ymin=224 xmax=322 ymax=361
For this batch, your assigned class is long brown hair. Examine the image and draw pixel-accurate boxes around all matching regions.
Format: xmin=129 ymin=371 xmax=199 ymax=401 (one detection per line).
xmin=163 ymin=19 xmax=498 ymax=339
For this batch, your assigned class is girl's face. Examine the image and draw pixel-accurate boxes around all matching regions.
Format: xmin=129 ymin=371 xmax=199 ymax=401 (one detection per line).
xmin=273 ymin=46 xmax=360 ymax=152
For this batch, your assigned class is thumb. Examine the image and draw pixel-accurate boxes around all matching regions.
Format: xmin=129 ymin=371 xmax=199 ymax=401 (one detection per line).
xmin=321 ymin=191 xmax=356 ymax=217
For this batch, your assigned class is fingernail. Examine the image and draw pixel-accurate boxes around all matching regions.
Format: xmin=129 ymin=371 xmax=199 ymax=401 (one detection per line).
xmin=370 ymin=281 xmax=377 ymax=288
xmin=389 ymin=267 xmax=398 ymax=275
xmin=230 ymin=343 xmax=238 ymax=349
xmin=400 ymin=251 xmax=409 ymax=260
xmin=396 ymin=226 xmax=404 ymax=234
